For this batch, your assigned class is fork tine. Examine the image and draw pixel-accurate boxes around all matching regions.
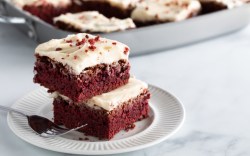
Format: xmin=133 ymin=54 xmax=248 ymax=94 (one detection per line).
xmin=40 ymin=124 xmax=87 ymax=138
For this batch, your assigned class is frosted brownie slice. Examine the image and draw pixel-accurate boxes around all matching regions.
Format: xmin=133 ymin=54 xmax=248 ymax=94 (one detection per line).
xmin=34 ymin=33 xmax=130 ymax=102
xmin=131 ymin=0 xmax=201 ymax=26
xmin=72 ymin=0 xmax=139 ymax=19
xmin=53 ymin=11 xmax=136 ymax=33
xmin=11 ymin=0 xmax=72 ymax=24
xmin=199 ymin=0 xmax=246 ymax=14
xmin=53 ymin=78 xmax=151 ymax=140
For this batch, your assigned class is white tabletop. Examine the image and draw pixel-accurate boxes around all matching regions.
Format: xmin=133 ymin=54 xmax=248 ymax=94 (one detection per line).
xmin=1 ymin=23 xmax=250 ymax=156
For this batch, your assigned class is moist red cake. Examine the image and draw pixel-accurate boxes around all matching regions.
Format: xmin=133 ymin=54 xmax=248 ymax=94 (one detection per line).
xmin=21 ymin=0 xmax=72 ymax=24
xmin=53 ymin=78 xmax=150 ymax=140
xmin=72 ymin=0 xmax=139 ymax=19
xmin=34 ymin=33 xmax=130 ymax=102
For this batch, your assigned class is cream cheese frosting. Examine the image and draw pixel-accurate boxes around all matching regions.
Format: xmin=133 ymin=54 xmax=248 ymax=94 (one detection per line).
xmin=199 ymin=0 xmax=245 ymax=8
xmin=35 ymin=33 xmax=129 ymax=75
xmin=131 ymin=0 xmax=201 ymax=22
xmin=53 ymin=11 xmax=136 ymax=33
xmin=11 ymin=0 xmax=71 ymax=7
xmin=52 ymin=78 xmax=148 ymax=111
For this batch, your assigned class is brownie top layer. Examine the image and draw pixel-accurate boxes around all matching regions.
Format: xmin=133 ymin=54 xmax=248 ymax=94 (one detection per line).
xmin=131 ymin=0 xmax=201 ymax=22
xmin=35 ymin=33 xmax=130 ymax=75
xmin=52 ymin=77 xmax=148 ymax=111
xmin=11 ymin=0 xmax=71 ymax=8
xmin=53 ymin=11 xmax=136 ymax=33
xmin=198 ymin=0 xmax=245 ymax=8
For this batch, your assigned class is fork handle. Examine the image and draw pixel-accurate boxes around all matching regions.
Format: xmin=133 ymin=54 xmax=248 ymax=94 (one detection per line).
xmin=0 ymin=105 xmax=27 ymax=117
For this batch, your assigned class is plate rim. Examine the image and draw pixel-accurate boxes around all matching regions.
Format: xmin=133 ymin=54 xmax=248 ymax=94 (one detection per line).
xmin=7 ymin=85 xmax=185 ymax=155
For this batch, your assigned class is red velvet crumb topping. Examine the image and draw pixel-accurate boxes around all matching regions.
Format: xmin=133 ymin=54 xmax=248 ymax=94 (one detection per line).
xmin=124 ymin=47 xmax=129 ymax=54
xmin=94 ymin=36 xmax=100 ymax=41
xmin=55 ymin=48 xmax=62 ymax=51
xmin=88 ymin=39 xmax=95 ymax=45
xmin=89 ymin=45 xmax=96 ymax=51
xmin=66 ymin=40 xmax=72 ymax=43
xmin=76 ymin=38 xmax=86 ymax=46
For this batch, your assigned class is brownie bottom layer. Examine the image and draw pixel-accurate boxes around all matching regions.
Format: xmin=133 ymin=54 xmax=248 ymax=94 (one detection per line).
xmin=53 ymin=90 xmax=150 ymax=140
xmin=34 ymin=56 xmax=130 ymax=102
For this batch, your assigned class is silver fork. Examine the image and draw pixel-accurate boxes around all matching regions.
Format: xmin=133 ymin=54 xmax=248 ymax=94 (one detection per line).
xmin=0 ymin=105 xmax=87 ymax=138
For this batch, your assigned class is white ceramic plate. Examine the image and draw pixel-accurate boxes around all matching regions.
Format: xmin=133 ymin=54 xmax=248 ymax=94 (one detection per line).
xmin=7 ymin=85 xmax=185 ymax=155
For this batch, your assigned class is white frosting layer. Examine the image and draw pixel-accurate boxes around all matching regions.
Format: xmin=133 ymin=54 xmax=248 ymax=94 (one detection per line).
xmin=54 ymin=11 xmax=136 ymax=33
xmin=131 ymin=0 xmax=201 ymax=22
xmin=35 ymin=33 xmax=129 ymax=75
xmin=53 ymin=78 xmax=148 ymax=111
xmin=199 ymin=0 xmax=245 ymax=8
xmin=11 ymin=0 xmax=71 ymax=7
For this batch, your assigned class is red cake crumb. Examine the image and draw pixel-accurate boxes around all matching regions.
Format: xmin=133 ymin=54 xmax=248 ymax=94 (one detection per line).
xmin=124 ymin=47 xmax=129 ymax=54
xmin=125 ymin=123 xmax=136 ymax=132
xmin=66 ymin=40 xmax=73 ymax=43
xmin=94 ymin=36 xmax=100 ymax=41
xmin=55 ymin=48 xmax=62 ymax=51
xmin=84 ymin=137 xmax=89 ymax=141
xmin=79 ymin=137 xmax=89 ymax=141
xmin=88 ymin=45 xmax=97 ymax=51
xmin=76 ymin=39 xmax=86 ymax=46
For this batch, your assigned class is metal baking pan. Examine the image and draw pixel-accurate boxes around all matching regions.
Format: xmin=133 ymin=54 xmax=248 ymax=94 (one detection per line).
xmin=1 ymin=0 xmax=250 ymax=56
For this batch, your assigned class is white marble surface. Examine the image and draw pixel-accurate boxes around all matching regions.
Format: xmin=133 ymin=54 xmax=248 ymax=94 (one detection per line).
xmin=1 ymin=23 xmax=250 ymax=156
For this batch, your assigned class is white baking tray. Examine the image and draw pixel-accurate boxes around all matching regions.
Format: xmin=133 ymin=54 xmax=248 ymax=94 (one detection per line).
xmin=1 ymin=0 xmax=250 ymax=56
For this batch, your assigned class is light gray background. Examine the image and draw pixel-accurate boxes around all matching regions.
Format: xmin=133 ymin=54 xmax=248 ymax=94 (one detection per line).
xmin=1 ymin=23 xmax=250 ymax=156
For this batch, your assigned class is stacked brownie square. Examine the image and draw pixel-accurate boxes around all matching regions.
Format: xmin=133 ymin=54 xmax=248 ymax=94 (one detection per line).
xmin=33 ymin=33 xmax=150 ymax=140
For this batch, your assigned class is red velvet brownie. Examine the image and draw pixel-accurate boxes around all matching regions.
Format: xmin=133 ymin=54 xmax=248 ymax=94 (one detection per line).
xmin=131 ymin=0 xmax=201 ymax=27
xmin=53 ymin=11 xmax=136 ymax=33
xmin=72 ymin=0 xmax=139 ymax=19
xmin=199 ymin=0 xmax=246 ymax=14
xmin=12 ymin=0 xmax=72 ymax=24
xmin=52 ymin=78 xmax=150 ymax=140
xmin=34 ymin=33 xmax=130 ymax=102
